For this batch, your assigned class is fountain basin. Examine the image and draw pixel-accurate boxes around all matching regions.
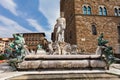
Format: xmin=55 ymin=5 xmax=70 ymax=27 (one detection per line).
xmin=17 ymin=55 xmax=107 ymax=70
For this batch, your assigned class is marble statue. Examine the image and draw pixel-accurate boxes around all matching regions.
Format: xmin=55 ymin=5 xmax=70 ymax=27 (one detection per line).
xmin=47 ymin=42 xmax=54 ymax=55
xmin=71 ymin=45 xmax=78 ymax=55
xmin=48 ymin=41 xmax=79 ymax=55
xmin=52 ymin=42 xmax=61 ymax=55
xmin=62 ymin=43 xmax=71 ymax=55
xmin=54 ymin=17 xmax=66 ymax=42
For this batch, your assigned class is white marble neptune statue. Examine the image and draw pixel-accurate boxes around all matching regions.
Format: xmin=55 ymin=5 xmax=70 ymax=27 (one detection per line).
xmin=54 ymin=17 xmax=66 ymax=42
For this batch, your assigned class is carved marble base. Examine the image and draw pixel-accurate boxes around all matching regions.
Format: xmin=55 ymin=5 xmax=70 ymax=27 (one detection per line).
xmin=36 ymin=49 xmax=46 ymax=55
xmin=96 ymin=46 xmax=102 ymax=55
xmin=17 ymin=55 xmax=106 ymax=70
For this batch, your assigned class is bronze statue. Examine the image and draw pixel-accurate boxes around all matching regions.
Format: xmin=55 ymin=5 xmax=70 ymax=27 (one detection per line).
xmin=5 ymin=34 xmax=27 ymax=70
xmin=98 ymin=33 xmax=108 ymax=47
xmin=37 ymin=44 xmax=43 ymax=50
xmin=103 ymin=46 xmax=115 ymax=67
xmin=97 ymin=33 xmax=115 ymax=69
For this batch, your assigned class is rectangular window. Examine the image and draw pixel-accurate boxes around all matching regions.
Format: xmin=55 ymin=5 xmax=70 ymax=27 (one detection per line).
xmin=92 ymin=25 xmax=97 ymax=35
xmin=117 ymin=26 xmax=120 ymax=43
xmin=118 ymin=8 xmax=120 ymax=16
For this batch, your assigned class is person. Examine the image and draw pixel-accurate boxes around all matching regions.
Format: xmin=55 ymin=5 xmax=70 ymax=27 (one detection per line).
xmin=54 ymin=17 xmax=66 ymax=42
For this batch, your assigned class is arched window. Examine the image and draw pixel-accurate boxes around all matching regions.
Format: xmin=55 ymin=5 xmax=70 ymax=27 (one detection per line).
xmin=103 ymin=7 xmax=107 ymax=15
xmin=99 ymin=7 xmax=103 ymax=15
xmin=99 ymin=6 xmax=107 ymax=16
xmin=115 ymin=8 xmax=118 ymax=16
xmin=83 ymin=6 xmax=87 ymax=14
xmin=88 ymin=6 xmax=91 ymax=15
xmin=119 ymin=8 xmax=120 ymax=16
xmin=83 ymin=5 xmax=92 ymax=15
xmin=92 ymin=24 xmax=97 ymax=35
xmin=114 ymin=7 xmax=120 ymax=16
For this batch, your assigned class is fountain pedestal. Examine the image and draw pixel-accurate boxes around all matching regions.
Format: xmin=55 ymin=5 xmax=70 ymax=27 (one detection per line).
xmin=17 ymin=55 xmax=107 ymax=70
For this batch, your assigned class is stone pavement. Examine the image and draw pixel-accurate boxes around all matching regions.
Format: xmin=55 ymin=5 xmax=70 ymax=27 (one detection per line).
xmin=0 ymin=63 xmax=120 ymax=80
xmin=0 ymin=63 xmax=12 ymax=73
xmin=0 ymin=70 xmax=107 ymax=80
xmin=107 ymin=63 xmax=120 ymax=75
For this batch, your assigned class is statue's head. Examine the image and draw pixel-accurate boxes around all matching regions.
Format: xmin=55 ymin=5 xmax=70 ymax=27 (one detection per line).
xmin=100 ymin=33 xmax=104 ymax=38
xmin=13 ymin=34 xmax=15 ymax=37
xmin=13 ymin=34 xmax=17 ymax=38
xmin=60 ymin=12 xmax=64 ymax=18
xmin=19 ymin=34 xmax=23 ymax=37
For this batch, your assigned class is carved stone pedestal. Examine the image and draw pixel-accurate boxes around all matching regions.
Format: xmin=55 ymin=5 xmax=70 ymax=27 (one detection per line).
xmin=17 ymin=55 xmax=107 ymax=71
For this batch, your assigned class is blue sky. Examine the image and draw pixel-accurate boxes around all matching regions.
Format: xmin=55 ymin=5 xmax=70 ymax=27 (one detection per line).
xmin=0 ymin=0 xmax=60 ymax=41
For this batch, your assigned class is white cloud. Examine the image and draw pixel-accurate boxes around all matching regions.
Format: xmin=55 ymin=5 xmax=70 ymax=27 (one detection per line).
xmin=39 ymin=0 xmax=60 ymax=41
xmin=27 ymin=19 xmax=52 ymax=41
xmin=39 ymin=0 xmax=60 ymax=30
xmin=0 ymin=0 xmax=18 ymax=16
xmin=0 ymin=15 xmax=31 ymax=38
xmin=27 ymin=19 xmax=45 ymax=32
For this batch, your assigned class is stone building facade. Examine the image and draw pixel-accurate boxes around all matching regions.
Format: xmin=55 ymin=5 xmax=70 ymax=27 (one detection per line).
xmin=60 ymin=0 xmax=120 ymax=53
xmin=0 ymin=38 xmax=14 ymax=53
xmin=23 ymin=33 xmax=48 ymax=52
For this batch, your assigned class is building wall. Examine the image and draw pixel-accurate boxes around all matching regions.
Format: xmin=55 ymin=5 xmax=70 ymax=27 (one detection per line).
xmin=23 ymin=33 xmax=48 ymax=52
xmin=0 ymin=41 xmax=5 ymax=53
xmin=74 ymin=0 xmax=120 ymax=16
xmin=75 ymin=15 xmax=120 ymax=53
xmin=60 ymin=0 xmax=77 ymax=44
xmin=60 ymin=0 xmax=120 ymax=53
xmin=0 ymin=38 xmax=14 ymax=53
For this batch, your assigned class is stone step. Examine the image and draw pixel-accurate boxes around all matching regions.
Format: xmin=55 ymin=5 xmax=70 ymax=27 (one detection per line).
xmin=25 ymin=55 xmax=102 ymax=60
xmin=8 ymin=72 xmax=120 ymax=80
